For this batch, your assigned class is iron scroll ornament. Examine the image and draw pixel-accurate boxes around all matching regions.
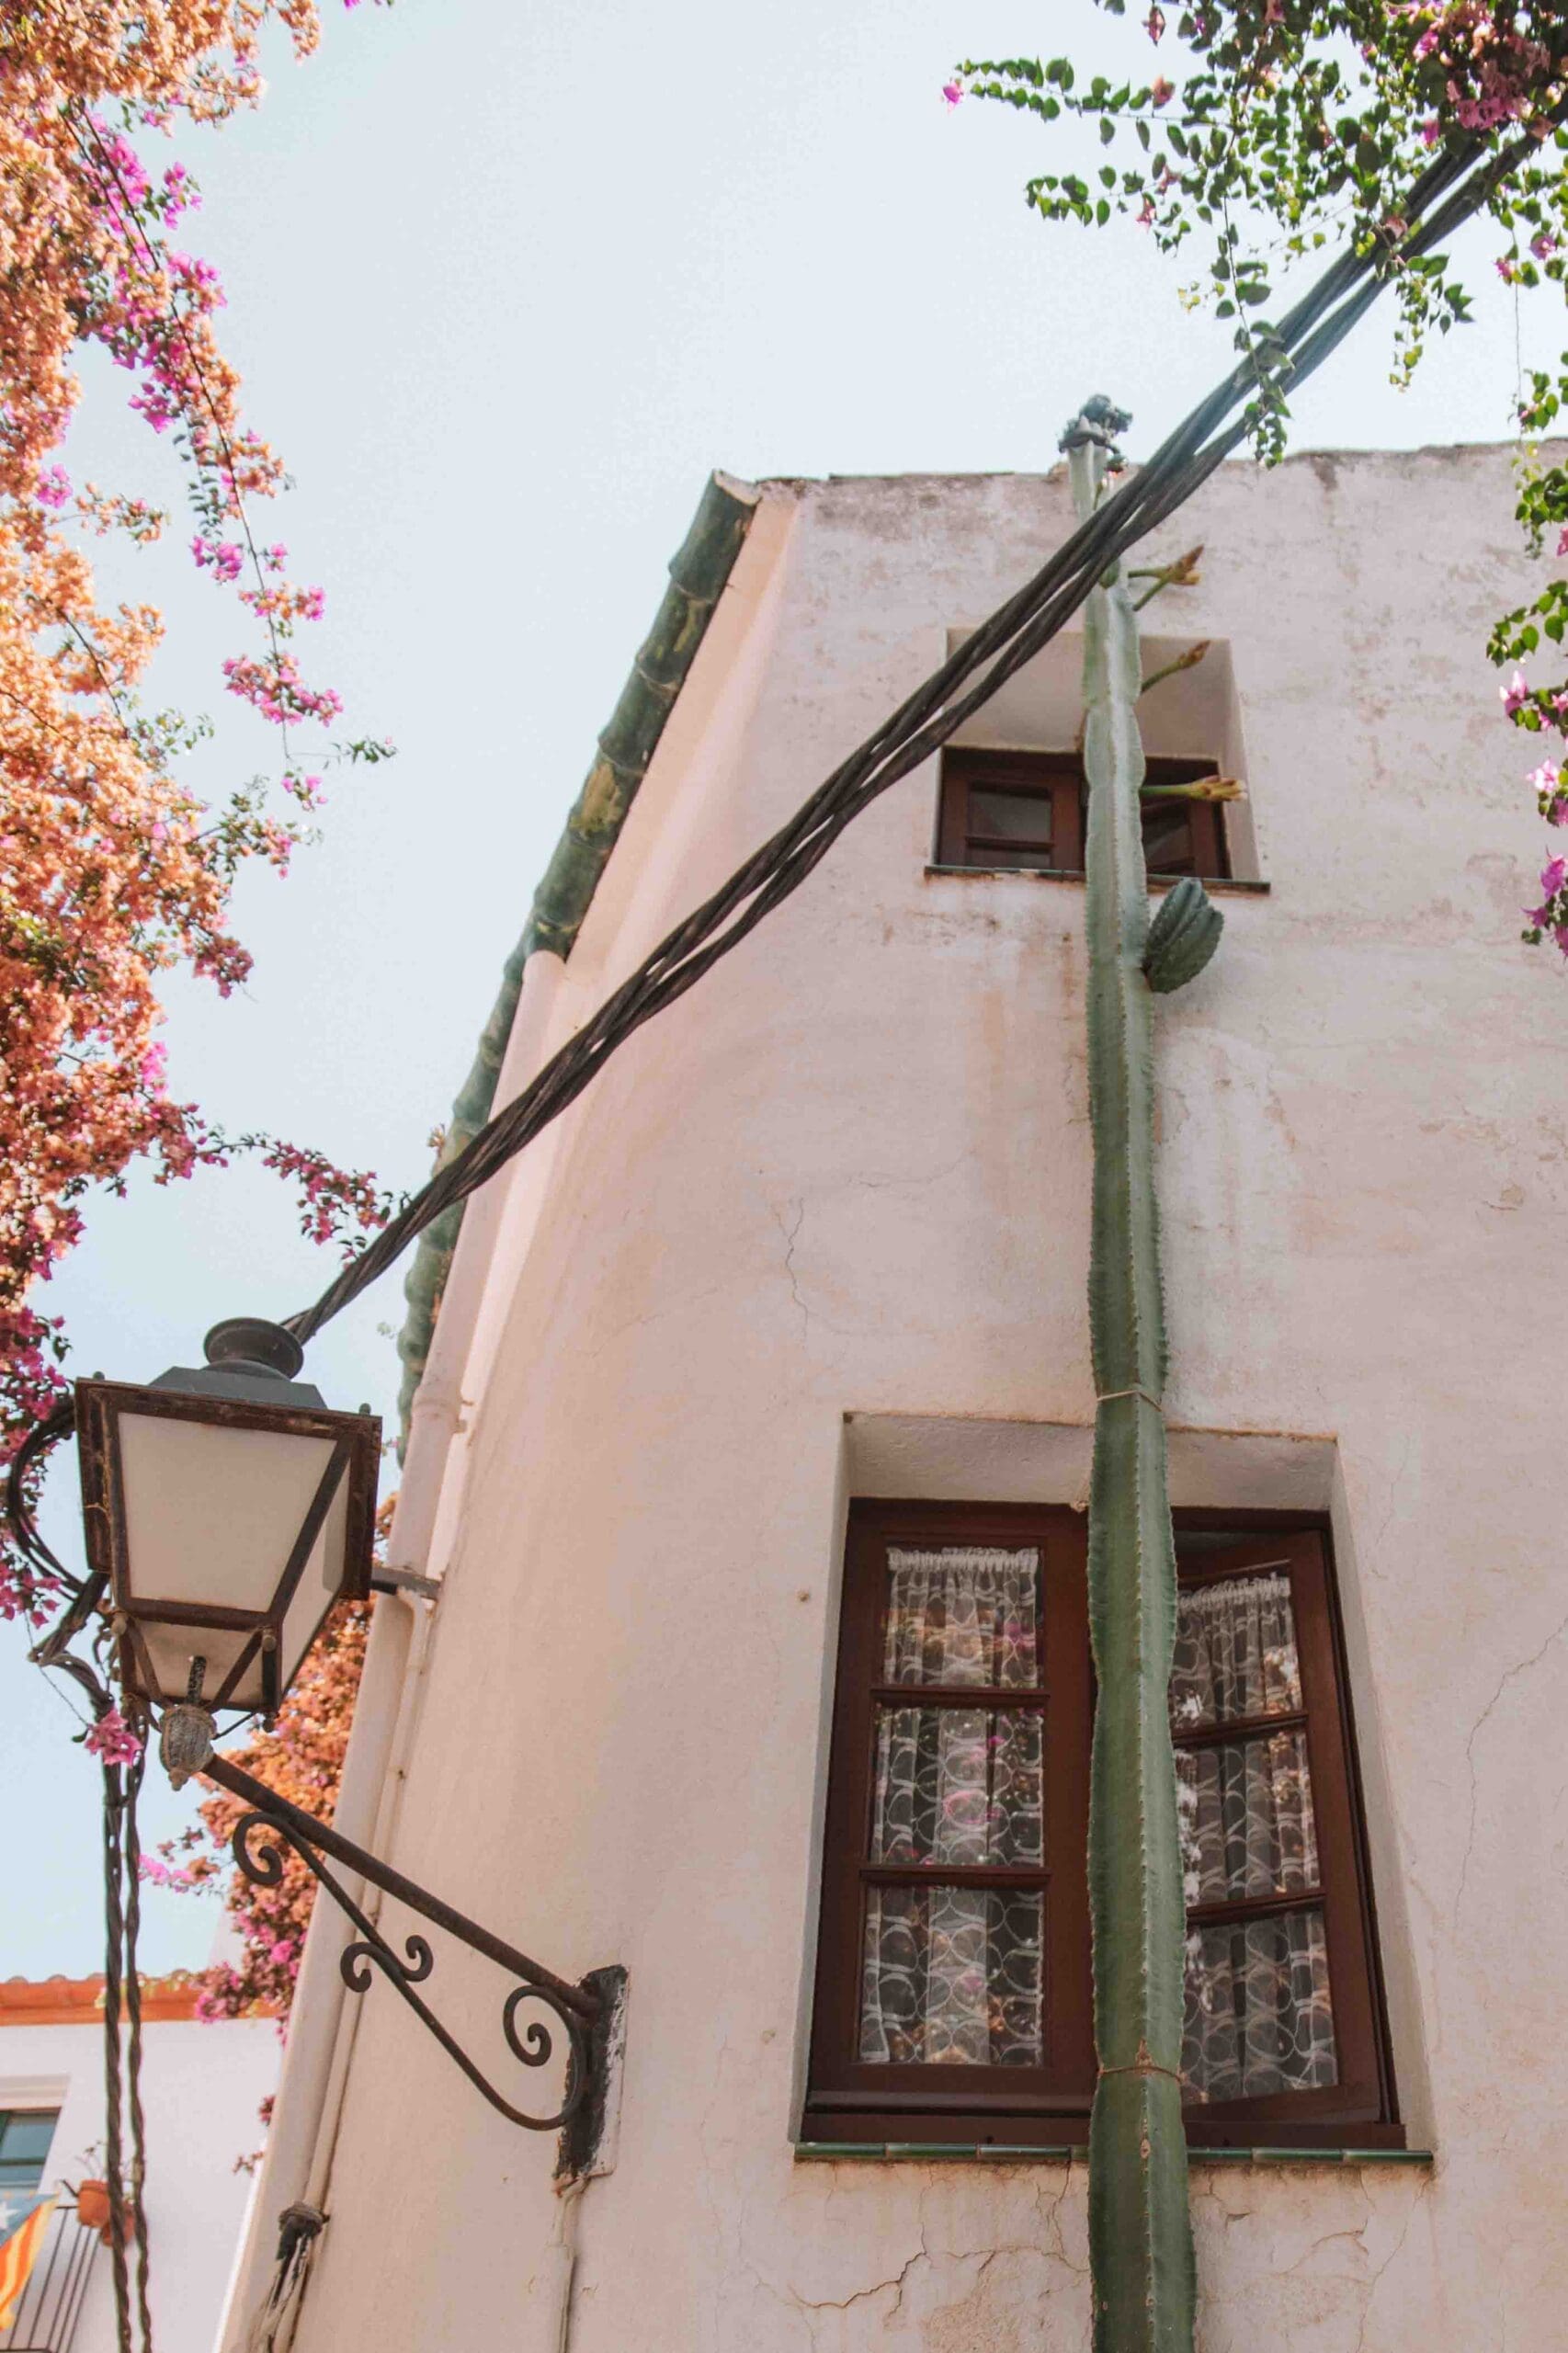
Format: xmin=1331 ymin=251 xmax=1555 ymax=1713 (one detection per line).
xmin=229 ymin=1806 xmax=593 ymax=2131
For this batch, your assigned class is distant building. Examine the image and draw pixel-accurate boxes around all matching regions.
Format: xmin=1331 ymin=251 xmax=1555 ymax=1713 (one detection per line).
xmin=0 ymin=1975 xmax=278 ymax=2353
xmin=226 ymin=449 xmax=1564 ymax=2349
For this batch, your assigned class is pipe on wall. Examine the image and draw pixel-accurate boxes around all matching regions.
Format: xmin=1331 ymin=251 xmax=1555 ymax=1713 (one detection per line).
xmin=218 ymin=950 xmax=569 ymax=2353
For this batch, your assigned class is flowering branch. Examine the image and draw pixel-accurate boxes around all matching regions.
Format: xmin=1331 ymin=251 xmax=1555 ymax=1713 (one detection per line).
xmin=951 ymin=3 xmax=1568 ymax=956
xmin=0 ymin=0 xmax=396 ymax=1619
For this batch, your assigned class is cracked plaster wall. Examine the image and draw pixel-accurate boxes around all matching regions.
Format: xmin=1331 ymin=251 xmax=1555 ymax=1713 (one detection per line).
xmin=290 ymin=448 xmax=1568 ymax=2353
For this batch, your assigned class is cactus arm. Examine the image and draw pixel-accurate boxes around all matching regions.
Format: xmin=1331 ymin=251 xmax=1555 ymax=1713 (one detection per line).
xmin=1067 ymin=407 xmax=1199 ymax=2353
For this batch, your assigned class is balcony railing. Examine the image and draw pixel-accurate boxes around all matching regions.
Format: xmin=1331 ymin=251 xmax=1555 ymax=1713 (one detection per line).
xmin=0 ymin=2200 xmax=102 ymax=2353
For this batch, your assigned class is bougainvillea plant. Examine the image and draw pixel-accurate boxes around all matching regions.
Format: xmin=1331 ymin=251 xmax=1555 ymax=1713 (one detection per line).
xmin=948 ymin=3 xmax=1568 ymax=943
xmin=148 ymin=1591 xmax=373 ymax=2019
xmin=1 ymin=1 xmax=398 ymax=1623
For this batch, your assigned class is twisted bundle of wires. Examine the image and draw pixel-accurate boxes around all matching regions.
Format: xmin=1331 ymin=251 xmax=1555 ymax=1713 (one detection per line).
xmin=290 ymin=128 xmax=1518 ymax=1346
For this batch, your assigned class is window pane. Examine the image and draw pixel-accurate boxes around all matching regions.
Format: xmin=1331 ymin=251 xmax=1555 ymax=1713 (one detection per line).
xmin=968 ymin=787 xmax=1053 ymax=845
xmin=871 ymin=1706 xmax=1044 ymax=1866
xmin=859 ymin=1885 xmax=1043 ymax=2066
xmin=0 ymin=2110 xmax=58 ymax=2190
xmin=1183 ymin=1906 xmax=1337 ymax=2103
xmin=884 ymin=1546 xmax=1040 ymax=1688
xmin=1170 ymin=1569 xmax=1301 ymax=1729
xmin=1177 ymin=1732 xmax=1321 ymax=1905
xmin=1141 ymin=803 xmax=1199 ymax=874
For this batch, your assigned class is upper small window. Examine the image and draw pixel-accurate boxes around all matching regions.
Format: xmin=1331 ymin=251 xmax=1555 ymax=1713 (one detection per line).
xmin=937 ymin=747 xmax=1229 ymax=881
xmin=0 ymin=2109 xmax=58 ymax=2192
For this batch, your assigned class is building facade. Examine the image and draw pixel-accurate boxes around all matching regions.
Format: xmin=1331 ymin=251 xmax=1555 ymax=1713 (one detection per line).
xmin=226 ymin=446 xmax=1568 ymax=2350
xmin=0 ymin=1975 xmax=278 ymax=2353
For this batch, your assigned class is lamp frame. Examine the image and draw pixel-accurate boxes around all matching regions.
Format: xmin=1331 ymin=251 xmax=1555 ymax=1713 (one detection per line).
xmin=75 ymin=1378 xmax=381 ymax=1720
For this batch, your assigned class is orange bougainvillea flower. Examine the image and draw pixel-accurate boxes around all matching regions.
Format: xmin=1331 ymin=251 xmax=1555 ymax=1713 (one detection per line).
xmin=1 ymin=5 xmax=393 ymax=1617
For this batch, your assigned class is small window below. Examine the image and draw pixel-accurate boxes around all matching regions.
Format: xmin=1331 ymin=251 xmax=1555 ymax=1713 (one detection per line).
xmin=805 ymin=1506 xmax=1397 ymax=2149
xmin=0 ymin=2109 xmax=59 ymax=2192
xmin=937 ymin=747 xmax=1230 ymax=881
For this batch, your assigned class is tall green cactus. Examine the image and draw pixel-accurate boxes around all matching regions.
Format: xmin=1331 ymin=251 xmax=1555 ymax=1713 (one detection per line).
xmin=1067 ymin=399 xmax=1216 ymax=2353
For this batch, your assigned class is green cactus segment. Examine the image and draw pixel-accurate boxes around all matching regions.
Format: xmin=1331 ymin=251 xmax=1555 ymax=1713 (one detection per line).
xmin=1143 ymin=876 xmax=1222 ymax=995
xmin=1069 ymin=420 xmax=1198 ymax=2353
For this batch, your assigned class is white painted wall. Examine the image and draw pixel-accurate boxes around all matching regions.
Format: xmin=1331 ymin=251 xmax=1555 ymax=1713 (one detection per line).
xmin=270 ymin=447 xmax=1568 ymax=2351
xmin=0 ymin=2010 xmax=278 ymax=2353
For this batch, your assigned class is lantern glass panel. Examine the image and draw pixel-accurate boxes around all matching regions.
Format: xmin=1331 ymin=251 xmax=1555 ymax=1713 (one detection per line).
xmin=119 ymin=1414 xmax=337 ymax=1610
xmin=117 ymin=1413 xmax=348 ymax=1708
xmin=278 ymin=1468 xmax=351 ymax=1686
xmin=138 ymin=1619 xmax=263 ymax=1713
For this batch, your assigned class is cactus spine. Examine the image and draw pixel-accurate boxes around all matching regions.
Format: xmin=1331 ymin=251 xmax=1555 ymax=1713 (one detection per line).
xmin=1068 ymin=401 xmax=1203 ymax=2353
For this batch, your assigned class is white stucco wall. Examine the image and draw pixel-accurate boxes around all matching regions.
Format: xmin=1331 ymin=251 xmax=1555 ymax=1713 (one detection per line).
xmin=0 ymin=2005 xmax=278 ymax=2353
xmin=277 ymin=446 xmax=1568 ymax=2351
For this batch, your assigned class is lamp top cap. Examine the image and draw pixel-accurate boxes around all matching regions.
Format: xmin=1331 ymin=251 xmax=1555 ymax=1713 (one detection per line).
xmin=203 ymin=1317 xmax=305 ymax=1383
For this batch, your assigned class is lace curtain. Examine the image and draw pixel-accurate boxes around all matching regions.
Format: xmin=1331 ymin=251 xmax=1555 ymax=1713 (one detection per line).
xmin=853 ymin=1551 xmax=1339 ymax=2095
xmin=858 ymin=1548 xmax=1043 ymax=2067
xmin=881 ymin=1545 xmax=1040 ymax=1689
xmin=1173 ymin=1572 xmax=1337 ymax=2103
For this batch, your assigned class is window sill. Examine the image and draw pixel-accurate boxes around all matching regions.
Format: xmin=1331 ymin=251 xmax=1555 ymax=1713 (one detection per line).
xmin=924 ymin=864 xmax=1271 ymax=896
xmin=794 ymin=2141 xmax=1433 ymax=2168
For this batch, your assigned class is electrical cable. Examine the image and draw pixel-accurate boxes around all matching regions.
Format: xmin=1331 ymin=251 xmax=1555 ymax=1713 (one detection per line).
xmin=289 ymin=129 xmax=1513 ymax=1346
xmin=101 ymin=1756 xmax=135 ymax=2353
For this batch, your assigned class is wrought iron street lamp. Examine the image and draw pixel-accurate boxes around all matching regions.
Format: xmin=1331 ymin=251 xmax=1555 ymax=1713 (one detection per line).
xmin=57 ymin=1318 xmax=619 ymax=2144
xmin=75 ymin=1317 xmax=381 ymax=1729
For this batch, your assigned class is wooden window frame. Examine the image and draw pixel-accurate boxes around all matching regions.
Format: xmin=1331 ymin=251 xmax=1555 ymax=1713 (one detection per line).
xmin=936 ymin=747 xmax=1230 ymax=881
xmin=803 ymin=1503 xmax=1401 ymax=2151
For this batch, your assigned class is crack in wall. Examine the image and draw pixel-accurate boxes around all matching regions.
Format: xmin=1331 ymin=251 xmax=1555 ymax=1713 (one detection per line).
xmin=1351 ymin=2171 xmax=1431 ymax=2353
xmin=791 ymin=2233 xmax=930 ymax=2316
xmin=1456 ymin=1605 xmax=1568 ymax=1915
xmin=773 ymin=1198 xmax=811 ymax=1336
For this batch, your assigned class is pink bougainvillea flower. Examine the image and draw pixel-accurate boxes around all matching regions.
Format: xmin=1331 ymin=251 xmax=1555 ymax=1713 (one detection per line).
xmin=1531 ymin=232 xmax=1558 ymax=262
xmin=1540 ymin=855 xmax=1566 ymax=898
xmin=85 ymin=1708 xmax=143 ymax=1767
xmin=1503 ymin=667 xmax=1530 ymax=715
xmin=1145 ymin=5 xmax=1166 ymax=41
xmin=941 ymin=79 xmax=964 ymax=106
xmin=1151 ymin=75 xmax=1176 ymax=106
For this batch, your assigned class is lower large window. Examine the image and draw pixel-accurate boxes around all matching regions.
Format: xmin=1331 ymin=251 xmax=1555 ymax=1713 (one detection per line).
xmin=804 ymin=1504 xmax=1399 ymax=2148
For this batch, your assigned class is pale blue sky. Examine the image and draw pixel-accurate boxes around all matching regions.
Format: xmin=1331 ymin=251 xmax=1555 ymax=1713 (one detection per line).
xmin=3 ymin=0 xmax=1550 ymax=1978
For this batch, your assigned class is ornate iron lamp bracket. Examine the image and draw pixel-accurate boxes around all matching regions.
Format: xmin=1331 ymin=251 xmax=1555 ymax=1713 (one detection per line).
xmin=205 ymin=1753 xmax=612 ymax=2136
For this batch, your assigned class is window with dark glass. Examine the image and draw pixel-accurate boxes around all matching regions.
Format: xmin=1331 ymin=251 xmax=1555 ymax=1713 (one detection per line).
xmin=805 ymin=1506 xmax=1397 ymax=2149
xmin=936 ymin=748 xmax=1229 ymax=881
xmin=0 ymin=2109 xmax=58 ymax=2192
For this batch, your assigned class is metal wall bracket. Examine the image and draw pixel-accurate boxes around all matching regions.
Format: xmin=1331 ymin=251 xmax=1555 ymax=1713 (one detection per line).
xmin=205 ymin=1753 xmax=610 ymax=2133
